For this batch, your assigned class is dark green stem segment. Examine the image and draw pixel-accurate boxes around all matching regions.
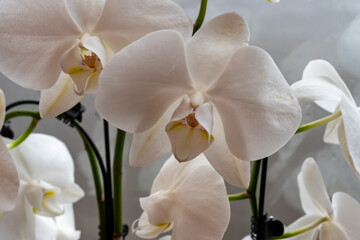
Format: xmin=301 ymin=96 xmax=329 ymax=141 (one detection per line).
xmin=7 ymin=117 xmax=39 ymax=149
xmin=193 ymin=0 xmax=208 ymax=34
xmin=76 ymin=127 xmax=106 ymax=240
xmin=113 ymin=129 xmax=126 ymax=237
xmin=5 ymin=110 xmax=40 ymax=122
xmin=248 ymin=160 xmax=262 ymax=220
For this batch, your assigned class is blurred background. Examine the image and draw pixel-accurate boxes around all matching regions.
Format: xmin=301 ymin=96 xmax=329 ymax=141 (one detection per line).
xmin=1 ymin=0 xmax=360 ymax=239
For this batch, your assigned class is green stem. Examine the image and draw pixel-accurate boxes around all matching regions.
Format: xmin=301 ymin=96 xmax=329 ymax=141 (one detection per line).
xmin=193 ymin=0 xmax=208 ymax=34
xmin=7 ymin=117 xmax=39 ymax=149
xmin=76 ymin=127 xmax=105 ymax=240
xmin=248 ymin=160 xmax=262 ymax=220
xmin=5 ymin=110 xmax=40 ymax=122
xmin=228 ymin=191 xmax=251 ymax=201
xmin=113 ymin=129 xmax=126 ymax=237
xmin=270 ymin=217 xmax=329 ymax=239
xmin=296 ymin=110 xmax=341 ymax=134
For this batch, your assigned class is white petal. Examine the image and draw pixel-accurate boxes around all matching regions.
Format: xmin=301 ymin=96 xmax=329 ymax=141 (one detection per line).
xmin=332 ymin=192 xmax=360 ymax=240
xmin=40 ymin=72 xmax=83 ymax=118
xmin=301 ymin=158 xmax=332 ymax=215
xmin=129 ymin=99 xmax=183 ymax=167
xmin=337 ymin=121 xmax=360 ymax=179
xmin=208 ymin=46 xmax=301 ymax=160
xmin=140 ymin=190 xmax=173 ymax=226
xmin=298 ymin=172 xmax=324 ymax=216
xmin=339 ymin=97 xmax=360 ymax=174
xmin=95 ymin=30 xmax=193 ymax=133
xmin=204 ymin=108 xmax=250 ymax=188
xmin=319 ymin=222 xmax=349 ymax=240
xmin=65 ymin=0 xmax=105 ymax=32
xmin=186 ymin=12 xmax=249 ymax=89
xmin=323 ymin=118 xmax=341 ymax=144
xmin=0 ymin=138 xmax=19 ymax=212
xmin=93 ymin=0 xmax=192 ymax=52
xmin=195 ymin=103 xmax=214 ymax=138
xmin=303 ymin=60 xmax=355 ymax=108
xmin=286 ymin=214 xmax=322 ymax=240
xmin=158 ymin=236 xmax=171 ymax=240
xmin=169 ymin=97 xmax=193 ymax=122
xmin=0 ymin=0 xmax=81 ymax=90
xmin=151 ymin=155 xmax=230 ymax=240
xmin=291 ymin=78 xmax=346 ymax=113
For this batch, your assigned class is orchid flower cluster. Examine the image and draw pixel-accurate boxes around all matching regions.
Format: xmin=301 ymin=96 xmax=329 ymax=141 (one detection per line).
xmin=0 ymin=0 xmax=359 ymax=240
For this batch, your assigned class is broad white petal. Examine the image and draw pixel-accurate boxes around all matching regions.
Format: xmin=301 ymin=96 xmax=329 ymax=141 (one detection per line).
xmin=286 ymin=214 xmax=322 ymax=240
xmin=208 ymin=46 xmax=301 ymax=160
xmin=204 ymin=109 xmax=250 ymax=188
xmin=332 ymin=192 xmax=360 ymax=240
xmin=303 ymin=60 xmax=355 ymax=106
xmin=319 ymin=222 xmax=349 ymax=240
xmin=40 ymin=72 xmax=83 ymax=118
xmin=65 ymin=0 xmax=105 ymax=32
xmin=301 ymin=158 xmax=332 ymax=215
xmin=129 ymin=99 xmax=183 ymax=167
xmin=95 ymin=30 xmax=193 ymax=133
xmin=337 ymin=121 xmax=360 ymax=179
xmin=93 ymin=0 xmax=192 ymax=52
xmin=339 ymin=97 xmax=360 ymax=174
xmin=158 ymin=236 xmax=171 ymax=240
xmin=323 ymin=118 xmax=341 ymax=144
xmin=291 ymin=78 xmax=346 ymax=113
xmin=0 ymin=0 xmax=81 ymax=90
xmin=0 ymin=138 xmax=19 ymax=212
xmin=187 ymin=12 xmax=249 ymax=89
xmin=157 ymin=155 xmax=230 ymax=240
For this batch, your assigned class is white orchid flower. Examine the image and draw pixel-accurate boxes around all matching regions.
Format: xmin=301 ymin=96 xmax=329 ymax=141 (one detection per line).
xmin=285 ymin=158 xmax=360 ymax=240
xmin=95 ymin=12 xmax=301 ymax=188
xmin=291 ymin=60 xmax=360 ymax=178
xmin=0 ymin=0 xmax=192 ymax=118
xmin=5 ymin=134 xmax=84 ymax=218
xmin=132 ymin=154 xmax=230 ymax=240
xmin=0 ymin=89 xmax=19 ymax=214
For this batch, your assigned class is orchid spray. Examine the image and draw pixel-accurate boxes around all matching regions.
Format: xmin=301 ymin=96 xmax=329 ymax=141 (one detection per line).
xmin=0 ymin=0 xmax=359 ymax=240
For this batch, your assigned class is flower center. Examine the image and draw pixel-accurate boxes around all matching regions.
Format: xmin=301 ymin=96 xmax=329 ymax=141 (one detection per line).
xmin=186 ymin=113 xmax=199 ymax=127
xmin=81 ymin=48 xmax=99 ymax=69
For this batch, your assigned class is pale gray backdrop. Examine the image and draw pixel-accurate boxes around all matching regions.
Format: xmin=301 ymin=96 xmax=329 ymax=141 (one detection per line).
xmin=1 ymin=0 xmax=360 ymax=239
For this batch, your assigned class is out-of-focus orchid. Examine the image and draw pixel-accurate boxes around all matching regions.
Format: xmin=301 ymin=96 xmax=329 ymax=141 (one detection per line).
xmin=132 ymin=154 xmax=230 ymax=240
xmin=291 ymin=60 xmax=360 ymax=178
xmin=0 ymin=0 xmax=192 ymax=118
xmin=96 ymin=12 xmax=301 ymax=188
xmin=6 ymin=134 xmax=84 ymax=217
xmin=0 ymin=89 xmax=19 ymax=214
xmin=0 ymin=134 xmax=83 ymax=239
xmin=285 ymin=158 xmax=360 ymax=240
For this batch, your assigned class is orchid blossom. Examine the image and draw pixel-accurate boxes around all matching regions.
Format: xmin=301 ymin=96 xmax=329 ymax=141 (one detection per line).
xmin=4 ymin=134 xmax=84 ymax=218
xmin=0 ymin=133 xmax=83 ymax=239
xmin=291 ymin=60 xmax=360 ymax=178
xmin=0 ymin=0 xmax=192 ymax=118
xmin=285 ymin=158 xmax=360 ymax=240
xmin=95 ymin=12 xmax=301 ymax=188
xmin=0 ymin=89 xmax=19 ymax=214
xmin=132 ymin=154 xmax=230 ymax=240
